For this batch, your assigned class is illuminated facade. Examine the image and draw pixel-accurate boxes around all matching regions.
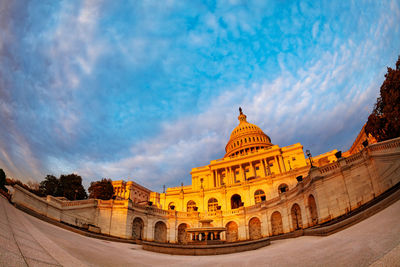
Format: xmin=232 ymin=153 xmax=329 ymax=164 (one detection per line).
xmin=13 ymin=109 xmax=400 ymax=245
xmin=149 ymin=109 xmax=337 ymax=212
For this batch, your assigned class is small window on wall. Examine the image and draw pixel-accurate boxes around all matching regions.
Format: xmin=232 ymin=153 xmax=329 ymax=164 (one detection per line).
xmin=208 ymin=198 xmax=218 ymax=212
xmin=292 ymin=157 xmax=296 ymax=161
xmin=254 ymin=190 xmax=266 ymax=204
xmin=278 ymin=184 xmax=289 ymax=194
xmin=245 ymin=169 xmax=249 ymax=173
xmin=168 ymin=202 xmax=175 ymax=210
xmin=235 ymin=171 xmax=239 ymax=175
xmin=255 ymin=166 xmax=260 ymax=170
xmin=187 ymin=200 xmax=196 ymax=212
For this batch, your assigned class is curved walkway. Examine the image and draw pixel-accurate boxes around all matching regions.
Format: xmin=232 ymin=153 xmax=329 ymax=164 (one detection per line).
xmin=1 ymin=196 xmax=400 ymax=267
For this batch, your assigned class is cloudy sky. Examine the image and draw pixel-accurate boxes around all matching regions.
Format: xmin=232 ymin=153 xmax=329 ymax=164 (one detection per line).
xmin=0 ymin=1 xmax=399 ymax=191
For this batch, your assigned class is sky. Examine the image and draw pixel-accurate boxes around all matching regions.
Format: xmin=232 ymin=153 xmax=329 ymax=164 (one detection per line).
xmin=0 ymin=0 xmax=399 ymax=191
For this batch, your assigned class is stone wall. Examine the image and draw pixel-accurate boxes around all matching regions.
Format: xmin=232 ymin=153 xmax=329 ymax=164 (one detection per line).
xmin=10 ymin=137 xmax=400 ymax=243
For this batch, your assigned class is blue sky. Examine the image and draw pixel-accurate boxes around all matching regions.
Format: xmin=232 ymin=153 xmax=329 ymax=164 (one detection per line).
xmin=0 ymin=0 xmax=399 ymax=191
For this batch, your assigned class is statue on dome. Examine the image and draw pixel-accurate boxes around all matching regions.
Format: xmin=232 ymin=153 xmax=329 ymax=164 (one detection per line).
xmin=239 ymin=107 xmax=243 ymax=114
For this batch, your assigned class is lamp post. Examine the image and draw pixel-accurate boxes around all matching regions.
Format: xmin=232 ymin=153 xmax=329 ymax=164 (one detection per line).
xmin=306 ymin=149 xmax=314 ymax=168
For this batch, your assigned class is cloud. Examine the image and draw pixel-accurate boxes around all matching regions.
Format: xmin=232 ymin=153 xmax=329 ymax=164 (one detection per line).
xmin=0 ymin=0 xmax=399 ymax=192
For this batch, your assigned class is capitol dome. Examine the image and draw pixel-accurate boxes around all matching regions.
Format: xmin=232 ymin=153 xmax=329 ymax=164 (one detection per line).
xmin=225 ymin=108 xmax=272 ymax=158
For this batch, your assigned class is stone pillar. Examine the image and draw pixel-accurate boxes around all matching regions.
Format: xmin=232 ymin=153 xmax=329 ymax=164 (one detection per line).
xmin=224 ymin=167 xmax=228 ymax=185
xmin=261 ymin=212 xmax=269 ymax=237
xmin=274 ymin=156 xmax=281 ymax=174
xmin=266 ymin=158 xmax=272 ymax=175
xmin=251 ymin=162 xmax=256 ymax=178
xmin=261 ymin=159 xmax=267 ymax=177
xmin=241 ymin=165 xmax=246 ymax=181
xmin=279 ymin=156 xmax=286 ymax=173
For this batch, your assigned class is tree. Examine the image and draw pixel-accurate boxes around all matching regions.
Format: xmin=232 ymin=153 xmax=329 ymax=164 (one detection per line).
xmin=39 ymin=175 xmax=59 ymax=196
xmin=58 ymin=174 xmax=87 ymax=200
xmin=365 ymin=56 xmax=400 ymax=141
xmin=0 ymin=169 xmax=6 ymax=190
xmin=88 ymin=178 xmax=114 ymax=200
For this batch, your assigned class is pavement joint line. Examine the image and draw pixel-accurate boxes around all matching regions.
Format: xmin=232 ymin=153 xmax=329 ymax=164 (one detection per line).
xmin=1 ymin=196 xmax=29 ymax=267
xmin=24 ymin=255 xmax=63 ymax=267
xmin=13 ymin=204 xmax=89 ymax=267
xmin=8 ymin=204 xmax=60 ymax=261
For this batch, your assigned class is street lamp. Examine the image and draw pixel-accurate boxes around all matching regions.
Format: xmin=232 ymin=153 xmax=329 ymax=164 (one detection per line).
xmin=306 ymin=149 xmax=314 ymax=168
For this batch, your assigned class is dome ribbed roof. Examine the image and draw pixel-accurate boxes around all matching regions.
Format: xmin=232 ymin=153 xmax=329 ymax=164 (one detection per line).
xmin=224 ymin=108 xmax=272 ymax=157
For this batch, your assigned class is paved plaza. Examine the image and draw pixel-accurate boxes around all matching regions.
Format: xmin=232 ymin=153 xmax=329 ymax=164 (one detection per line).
xmin=1 ymin=196 xmax=400 ymax=267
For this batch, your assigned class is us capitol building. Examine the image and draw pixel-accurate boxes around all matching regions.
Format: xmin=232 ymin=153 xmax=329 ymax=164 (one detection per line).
xmin=12 ymin=108 xmax=400 ymax=245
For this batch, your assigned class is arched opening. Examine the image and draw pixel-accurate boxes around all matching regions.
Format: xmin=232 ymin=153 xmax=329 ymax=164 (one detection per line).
xmin=177 ymin=223 xmax=188 ymax=244
xmin=168 ymin=202 xmax=175 ymax=210
xmin=254 ymin=189 xmax=266 ymax=203
xmin=226 ymin=221 xmax=238 ymax=242
xmin=249 ymin=217 xmax=262 ymax=240
xmin=208 ymin=198 xmax=218 ymax=212
xmin=271 ymin=211 xmax=283 ymax=235
xmin=132 ymin=217 xmax=144 ymax=240
xmin=187 ymin=200 xmax=196 ymax=212
xmin=291 ymin=203 xmax=303 ymax=230
xmin=154 ymin=221 xmax=167 ymax=243
xmin=231 ymin=194 xmax=242 ymax=209
xmin=308 ymin=194 xmax=318 ymax=225
xmin=278 ymin=183 xmax=289 ymax=194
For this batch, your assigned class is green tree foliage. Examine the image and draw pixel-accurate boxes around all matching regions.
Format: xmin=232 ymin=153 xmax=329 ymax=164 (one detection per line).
xmin=365 ymin=56 xmax=400 ymax=141
xmin=39 ymin=175 xmax=59 ymax=196
xmin=58 ymin=174 xmax=88 ymax=200
xmin=88 ymin=178 xmax=114 ymax=200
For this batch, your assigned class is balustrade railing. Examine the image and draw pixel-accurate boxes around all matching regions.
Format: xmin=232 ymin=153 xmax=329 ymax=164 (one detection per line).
xmin=369 ymin=137 xmax=400 ymax=152
xmin=319 ymin=162 xmax=340 ymax=174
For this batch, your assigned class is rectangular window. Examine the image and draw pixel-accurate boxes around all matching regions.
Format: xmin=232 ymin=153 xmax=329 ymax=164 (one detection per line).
xmin=235 ymin=171 xmax=239 ymax=175
xmin=255 ymin=166 xmax=259 ymax=170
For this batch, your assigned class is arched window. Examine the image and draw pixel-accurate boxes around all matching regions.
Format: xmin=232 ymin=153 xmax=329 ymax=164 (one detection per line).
xmin=254 ymin=190 xmax=266 ymax=203
xmin=208 ymin=198 xmax=218 ymax=212
xmin=187 ymin=200 xmax=196 ymax=212
xmin=230 ymin=194 xmax=242 ymax=209
xmin=278 ymin=184 xmax=289 ymax=194
xmin=168 ymin=202 xmax=175 ymax=210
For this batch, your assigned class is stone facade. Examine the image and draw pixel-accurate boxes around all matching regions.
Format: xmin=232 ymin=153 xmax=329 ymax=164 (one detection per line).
xmin=11 ymin=137 xmax=400 ymax=244
xmin=112 ymin=180 xmax=151 ymax=204
xmin=149 ymin=111 xmax=338 ymax=214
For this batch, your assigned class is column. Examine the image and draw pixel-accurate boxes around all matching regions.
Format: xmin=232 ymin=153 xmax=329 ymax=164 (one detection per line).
xmin=213 ymin=170 xmax=216 ymax=187
xmin=275 ymin=156 xmax=282 ymax=174
xmin=251 ymin=162 xmax=256 ymax=177
xmin=279 ymin=156 xmax=286 ymax=173
xmin=267 ymin=158 xmax=272 ymax=175
xmin=261 ymin=159 xmax=267 ymax=177
xmin=241 ymin=165 xmax=245 ymax=181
